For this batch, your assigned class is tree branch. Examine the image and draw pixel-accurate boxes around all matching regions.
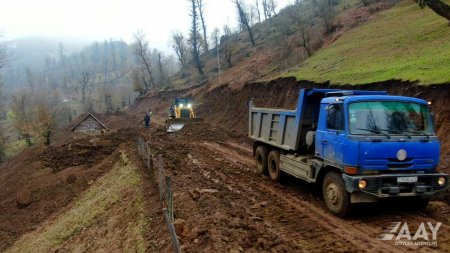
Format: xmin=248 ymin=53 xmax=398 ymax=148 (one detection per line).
xmin=426 ymin=0 xmax=450 ymax=23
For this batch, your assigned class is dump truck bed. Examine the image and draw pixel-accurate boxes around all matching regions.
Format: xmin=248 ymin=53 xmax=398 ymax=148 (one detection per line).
xmin=248 ymin=89 xmax=388 ymax=151
xmin=248 ymin=89 xmax=333 ymax=151
xmin=249 ymin=106 xmax=299 ymax=151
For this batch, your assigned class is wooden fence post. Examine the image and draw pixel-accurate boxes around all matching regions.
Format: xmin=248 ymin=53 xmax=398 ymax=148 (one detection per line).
xmin=163 ymin=208 xmax=181 ymax=253
xmin=165 ymin=176 xmax=174 ymax=223
xmin=158 ymin=154 xmax=165 ymax=200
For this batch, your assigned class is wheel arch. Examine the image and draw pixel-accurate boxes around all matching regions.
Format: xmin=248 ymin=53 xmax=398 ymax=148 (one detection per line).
xmin=253 ymin=141 xmax=269 ymax=156
xmin=316 ymin=166 xmax=342 ymax=190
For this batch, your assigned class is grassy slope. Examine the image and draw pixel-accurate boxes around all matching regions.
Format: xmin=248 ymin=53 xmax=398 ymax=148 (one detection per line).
xmin=285 ymin=0 xmax=450 ymax=85
xmin=5 ymin=152 xmax=148 ymax=253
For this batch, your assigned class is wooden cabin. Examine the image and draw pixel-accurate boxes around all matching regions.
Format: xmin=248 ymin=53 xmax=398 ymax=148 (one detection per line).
xmin=70 ymin=112 xmax=108 ymax=134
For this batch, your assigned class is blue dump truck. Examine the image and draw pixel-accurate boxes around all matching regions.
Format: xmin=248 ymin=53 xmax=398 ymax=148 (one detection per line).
xmin=249 ymin=89 xmax=449 ymax=216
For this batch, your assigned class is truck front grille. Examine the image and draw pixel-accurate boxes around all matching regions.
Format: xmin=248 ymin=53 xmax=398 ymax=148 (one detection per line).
xmin=362 ymin=175 xmax=445 ymax=195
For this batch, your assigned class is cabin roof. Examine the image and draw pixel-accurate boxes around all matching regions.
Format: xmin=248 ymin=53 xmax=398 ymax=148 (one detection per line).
xmin=70 ymin=112 xmax=109 ymax=132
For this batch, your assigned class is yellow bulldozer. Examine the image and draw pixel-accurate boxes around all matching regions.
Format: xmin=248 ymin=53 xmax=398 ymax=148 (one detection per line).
xmin=165 ymin=97 xmax=203 ymax=132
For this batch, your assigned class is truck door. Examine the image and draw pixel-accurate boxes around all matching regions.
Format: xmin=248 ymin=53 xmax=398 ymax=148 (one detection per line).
xmin=322 ymin=104 xmax=345 ymax=167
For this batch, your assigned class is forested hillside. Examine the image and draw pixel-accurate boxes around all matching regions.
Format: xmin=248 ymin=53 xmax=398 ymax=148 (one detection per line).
xmin=0 ymin=34 xmax=177 ymax=160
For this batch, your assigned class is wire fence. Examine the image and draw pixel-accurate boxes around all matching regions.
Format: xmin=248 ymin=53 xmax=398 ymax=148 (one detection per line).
xmin=137 ymin=136 xmax=181 ymax=253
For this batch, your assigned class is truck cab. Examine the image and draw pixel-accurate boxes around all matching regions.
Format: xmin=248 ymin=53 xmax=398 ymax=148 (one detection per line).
xmin=249 ymin=89 xmax=448 ymax=216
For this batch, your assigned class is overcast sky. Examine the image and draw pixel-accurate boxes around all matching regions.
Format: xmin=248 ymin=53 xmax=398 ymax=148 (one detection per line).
xmin=0 ymin=0 xmax=293 ymax=53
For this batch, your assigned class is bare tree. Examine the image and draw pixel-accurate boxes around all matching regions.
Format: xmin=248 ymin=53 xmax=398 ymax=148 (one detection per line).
xmin=298 ymin=25 xmax=312 ymax=57
xmin=223 ymin=24 xmax=232 ymax=36
xmin=223 ymin=42 xmax=236 ymax=67
xmin=255 ymin=0 xmax=262 ymax=23
xmin=285 ymin=5 xmax=312 ymax=57
xmin=133 ymin=31 xmax=155 ymax=90
xmin=268 ymin=0 xmax=278 ymax=16
xmin=262 ymin=0 xmax=272 ymax=19
xmin=10 ymin=93 xmax=33 ymax=137
xmin=189 ymin=0 xmax=204 ymax=75
xmin=417 ymin=0 xmax=450 ymax=24
xmin=132 ymin=68 xmax=147 ymax=96
xmin=233 ymin=0 xmax=256 ymax=47
xmin=25 ymin=68 xmax=35 ymax=92
xmin=157 ymin=53 xmax=167 ymax=85
xmin=211 ymin=28 xmax=221 ymax=50
xmin=197 ymin=0 xmax=209 ymax=52
xmin=250 ymin=4 xmax=258 ymax=26
xmin=171 ymin=31 xmax=189 ymax=68
xmin=317 ymin=0 xmax=334 ymax=33
xmin=79 ymin=71 xmax=93 ymax=102
xmin=35 ymin=93 xmax=59 ymax=145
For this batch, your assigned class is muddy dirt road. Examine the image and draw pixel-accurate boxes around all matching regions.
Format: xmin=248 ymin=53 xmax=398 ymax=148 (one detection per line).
xmin=139 ymin=122 xmax=450 ymax=253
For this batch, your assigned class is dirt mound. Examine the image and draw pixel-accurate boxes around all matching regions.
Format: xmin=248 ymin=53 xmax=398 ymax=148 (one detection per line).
xmin=103 ymin=111 xmax=141 ymax=130
xmin=175 ymin=122 xmax=232 ymax=142
xmin=0 ymin=129 xmax=135 ymax=251
xmin=41 ymin=135 xmax=123 ymax=172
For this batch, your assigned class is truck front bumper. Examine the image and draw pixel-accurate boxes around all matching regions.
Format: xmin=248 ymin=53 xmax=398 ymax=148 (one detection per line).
xmin=342 ymin=173 xmax=449 ymax=202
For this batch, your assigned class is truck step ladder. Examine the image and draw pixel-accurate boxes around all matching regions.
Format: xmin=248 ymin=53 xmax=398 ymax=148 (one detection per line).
xmin=269 ymin=115 xmax=279 ymax=142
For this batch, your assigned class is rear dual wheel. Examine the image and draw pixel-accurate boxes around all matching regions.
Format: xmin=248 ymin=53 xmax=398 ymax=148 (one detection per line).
xmin=255 ymin=146 xmax=269 ymax=175
xmin=268 ymin=150 xmax=282 ymax=182
xmin=255 ymin=146 xmax=282 ymax=182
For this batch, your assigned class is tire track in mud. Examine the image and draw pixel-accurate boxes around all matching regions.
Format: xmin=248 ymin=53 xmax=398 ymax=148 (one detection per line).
xmin=201 ymin=141 xmax=450 ymax=253
xmin=200 ymin=142 xmax=396 ymax=252
xmin=141 ymin=124 xmax=448 ymax=252
xmin=190 ymin=147 xmax=355 ymax=252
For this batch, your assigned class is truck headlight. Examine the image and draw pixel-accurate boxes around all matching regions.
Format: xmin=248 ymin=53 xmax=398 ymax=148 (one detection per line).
xmin=187 ymin=103 xmax=192 ymax=108
xmin=179 ymin=104 xmax=184 ymax=108
xmin=438 ymin=176 xmax=446 ymax=186
xmin=358 ymin=179 xmax=367 ymax=189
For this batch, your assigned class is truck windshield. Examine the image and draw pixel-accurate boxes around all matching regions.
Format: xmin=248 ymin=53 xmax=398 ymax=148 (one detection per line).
xmin=348 ymin=101 xmax=434 ymax=136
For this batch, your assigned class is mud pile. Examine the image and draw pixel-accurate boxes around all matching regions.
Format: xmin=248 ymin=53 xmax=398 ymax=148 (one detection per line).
xmin=176 ymin=122 xmax=233 ymax=142
xmin=41 ymin=129 xmax=133 ymax=172
xmin=0 ymin=129 xmax=134 ymax=251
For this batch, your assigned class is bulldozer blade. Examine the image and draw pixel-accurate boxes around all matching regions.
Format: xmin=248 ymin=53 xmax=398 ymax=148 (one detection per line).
xmin=165 ymin=118 xmax=204 ymax=132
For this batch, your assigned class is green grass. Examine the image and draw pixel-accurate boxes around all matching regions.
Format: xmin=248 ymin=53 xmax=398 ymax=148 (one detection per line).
xmin=284 ymin=1 xmax=450 ymax=85
xmin=4 ymin=139 xmax=28 ymax=159
xmin=5 ymin=152 xmax=148 ymax=253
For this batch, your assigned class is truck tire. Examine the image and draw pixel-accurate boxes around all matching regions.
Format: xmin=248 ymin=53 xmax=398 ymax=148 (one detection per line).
xmin=322 ymin=171 xmax=351 ymax=217
xmin=268 ymin=150 xmax=282 ymax=182
xmin=255 ymin=146 xmax=269 ymax=175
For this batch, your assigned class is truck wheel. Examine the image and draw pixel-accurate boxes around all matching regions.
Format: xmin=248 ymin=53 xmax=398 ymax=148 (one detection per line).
xmin=255 ymin=146 xmax=269 ymax=175
xmin=268 ymin=150 xmax=282 ymax=182
xmin=322 ymin=171 xmax=351 ymax=217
